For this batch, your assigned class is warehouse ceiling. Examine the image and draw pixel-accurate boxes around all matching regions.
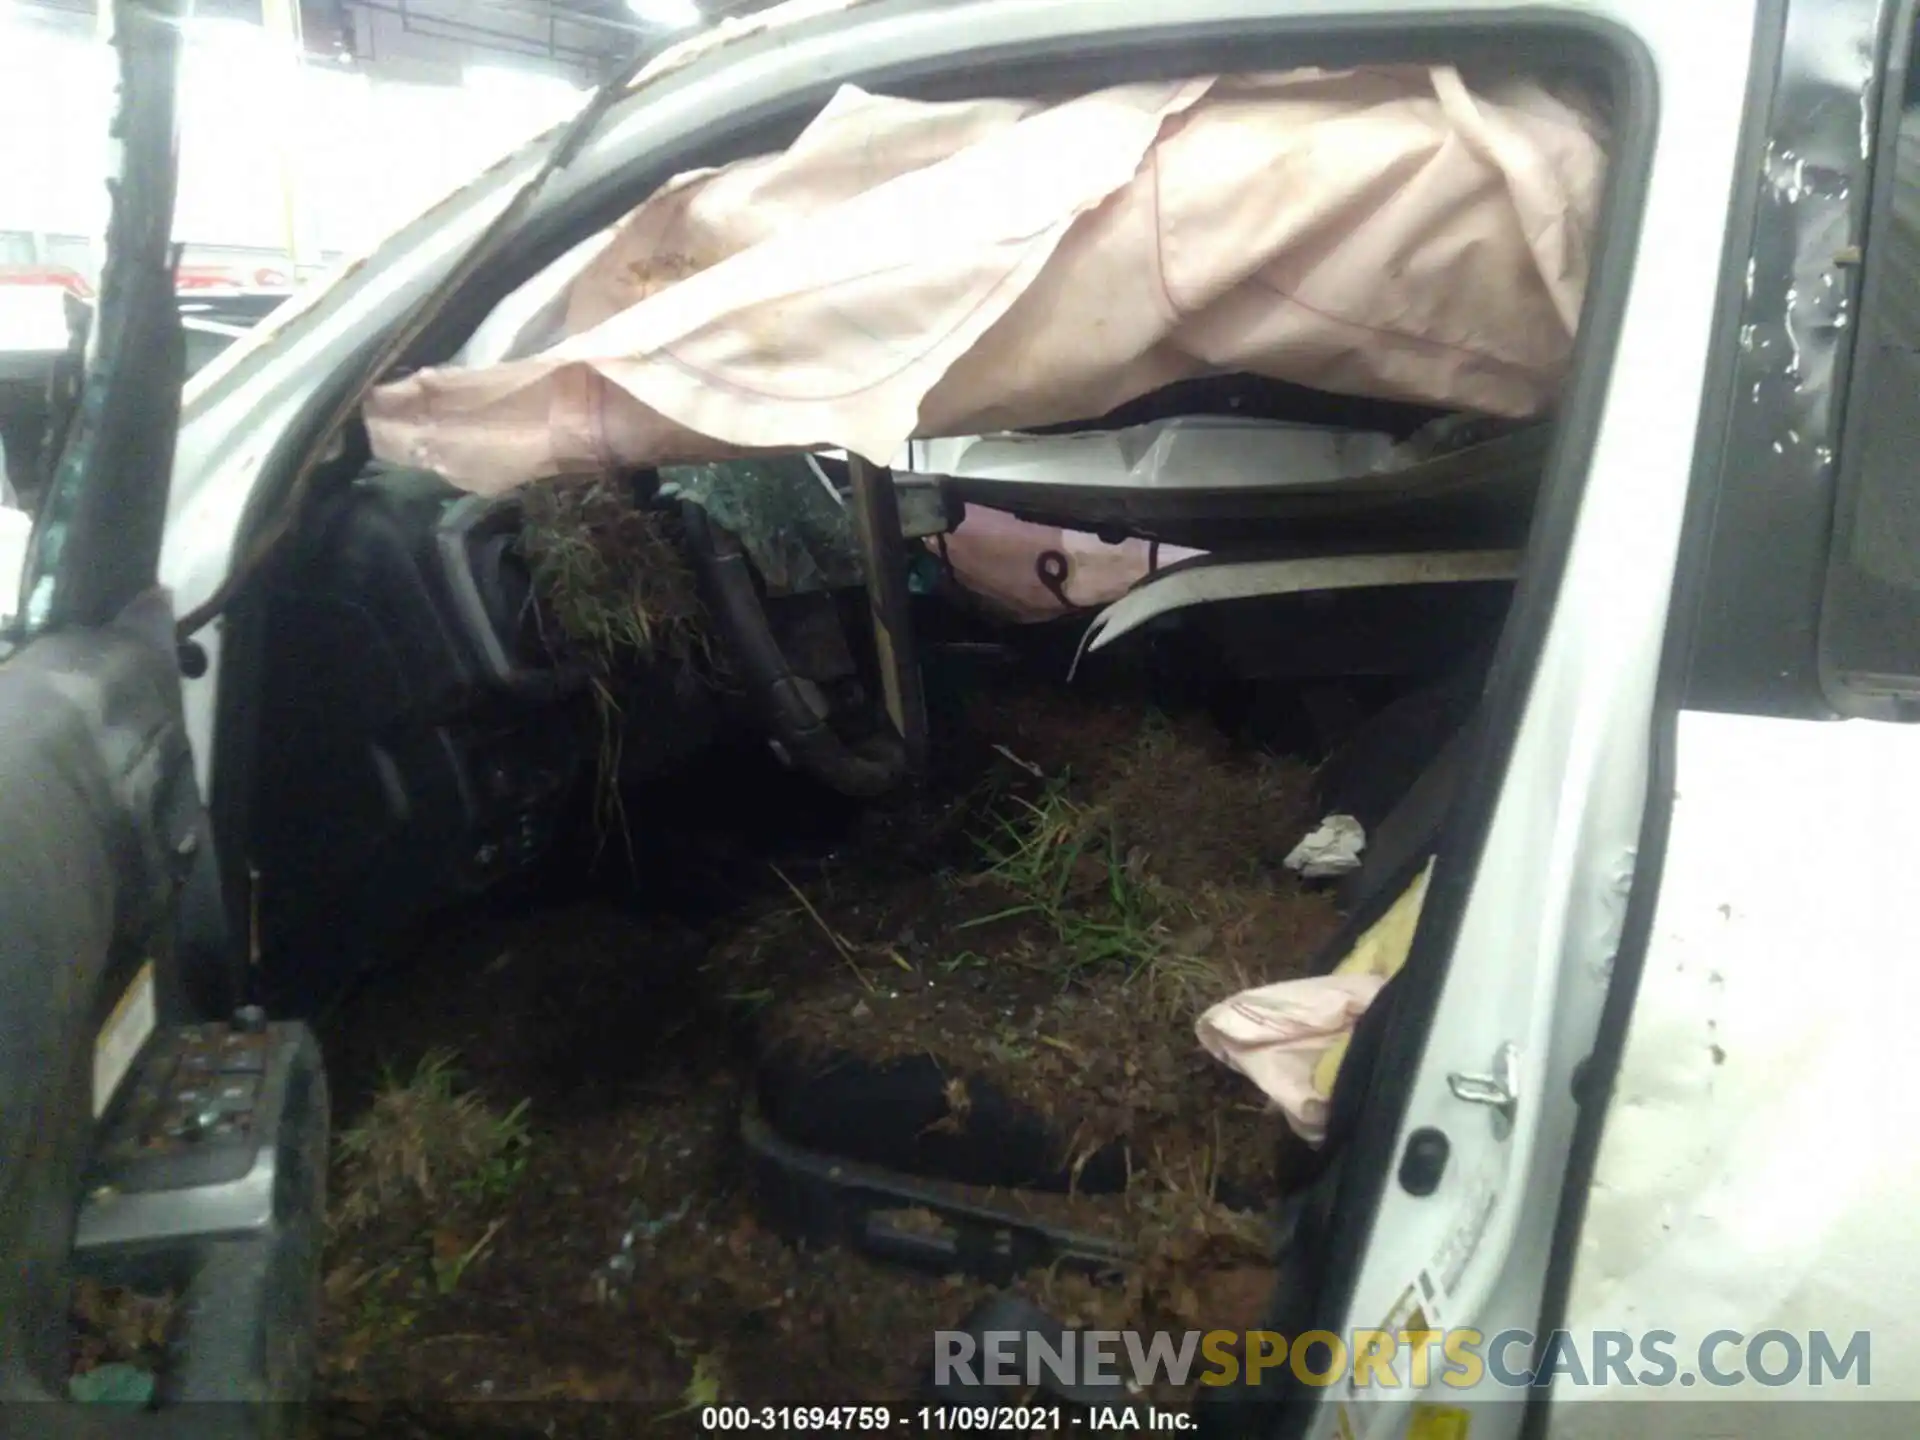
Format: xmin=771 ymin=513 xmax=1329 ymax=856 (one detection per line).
xmin=9 ymin=0 xmax=786 ymax=84
xmin=315 ymin=0 xmax=787 ymax=82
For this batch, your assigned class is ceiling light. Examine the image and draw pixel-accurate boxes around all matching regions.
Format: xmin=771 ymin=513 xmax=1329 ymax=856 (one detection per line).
xmin=625 ymin=0 xmax=703 ymax=31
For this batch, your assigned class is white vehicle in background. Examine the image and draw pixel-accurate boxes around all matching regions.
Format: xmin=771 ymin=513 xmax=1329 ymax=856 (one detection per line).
xmin=0 ymin=272 xmax=72 ymax=626
xmin=0 ymin=477 xmax=24 ymax=628
xmin=0 ymin=267 xmax=285 ymax=631
xmin=0 ymin=270 xmax=80 ymax=509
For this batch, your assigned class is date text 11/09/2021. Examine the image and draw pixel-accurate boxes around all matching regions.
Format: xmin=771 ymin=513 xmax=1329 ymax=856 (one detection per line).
xmin=699 ymin=1407 xmax=1192 ymax=1431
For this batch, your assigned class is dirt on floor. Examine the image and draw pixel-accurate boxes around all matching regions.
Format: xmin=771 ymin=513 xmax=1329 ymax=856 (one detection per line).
xmin=66 ymin=1278 xmax=176 ymax=1404
xmin=314 ymin=678 xmax=1350 ymax=1435
xmin=742 ymin=694 xmax=1344 ymax=1196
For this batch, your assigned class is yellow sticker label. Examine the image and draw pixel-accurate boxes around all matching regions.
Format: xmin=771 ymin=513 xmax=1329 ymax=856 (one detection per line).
xmin=93 ymin=961 xmax=155 ymax=1118
xmin=1408 ymin=1403 xmax=1470 ymax=1440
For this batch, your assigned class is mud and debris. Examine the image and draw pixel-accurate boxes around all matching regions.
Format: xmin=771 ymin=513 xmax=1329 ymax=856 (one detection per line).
xmin=744 ymin=701 xmax=1343 ymax=1200
xmin=519 ymin=475 xmax=711 ymax=671
xmin=68 ymin=1278 xmax=175 ymax=1401
xmin=313 ymin=665 xmax=1355 ymax=1435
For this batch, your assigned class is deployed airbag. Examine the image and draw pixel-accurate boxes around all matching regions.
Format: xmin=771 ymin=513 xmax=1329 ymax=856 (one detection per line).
xmin=366 ymin=67 xmax=1605 ymax=495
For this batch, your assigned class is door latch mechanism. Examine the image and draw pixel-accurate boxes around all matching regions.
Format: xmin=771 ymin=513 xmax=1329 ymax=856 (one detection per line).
xmin=1447 ymin=1042 xmax=1519 ymax=1139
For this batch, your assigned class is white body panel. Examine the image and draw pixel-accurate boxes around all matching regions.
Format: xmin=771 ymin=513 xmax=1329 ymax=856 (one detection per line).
xmin=1314 ymin=3 xmax=1766 ymax=1435
xmin=1549 ymin=712 xmax=1920 ymax=1426
xmin=0 ymin=505 xmax=26 ymax=622
xmin=1079 ymin=550 xmax=1522 ymax=658
xmin=918 ymin=418 xmax=1400 ymax=493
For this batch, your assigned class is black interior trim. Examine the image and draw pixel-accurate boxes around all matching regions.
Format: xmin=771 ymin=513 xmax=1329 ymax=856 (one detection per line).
xmin=1681 ymin=0 xmax=1884 ymax=716
xmin=0 ymin=605 xmax=202 ymax=1398
xmin=680 ymin=500 xmax=907 ymax=797
xmin=1817 ymin=0 xmax=1920 ymax=715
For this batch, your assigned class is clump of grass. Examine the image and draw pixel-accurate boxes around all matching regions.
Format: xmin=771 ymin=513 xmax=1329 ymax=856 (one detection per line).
xmin=519 ymin=473 xmax=708 ymax=671
xmin=1137 ymin=928 xmax=1233 ymax=1014
xmin=659 ymin=1346 xmax=727 ymax=1421
xmin=977 ymin=783 xmax=1096 ymax=918
xmin=972 ymin=780 xmax=1172 ymax=988
xmin=334 ymin=1049 xmax=531 ymax=1231
xmin=970 ymin=769 xmax=1278 ymax=1015
xmin=518 ymin=473 xmax=719 ymax=863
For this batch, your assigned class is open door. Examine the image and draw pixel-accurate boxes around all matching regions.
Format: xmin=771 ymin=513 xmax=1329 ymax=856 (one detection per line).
xmin=0 ymin=4 xmax=325 ymax=1428
xmin=1820 ymin=0 xmax=1920 ymax=719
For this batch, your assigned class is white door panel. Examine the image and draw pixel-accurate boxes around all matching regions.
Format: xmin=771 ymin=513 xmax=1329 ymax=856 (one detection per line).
xmin=1314 ymin=2 xmax=1763 ymax=1435
xmin=1551 ymin=711 xmax=1920 ymax=1416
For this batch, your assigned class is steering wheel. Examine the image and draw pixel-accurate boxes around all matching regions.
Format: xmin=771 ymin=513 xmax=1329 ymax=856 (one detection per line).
xmin=679 ymin=500 xmax=909 ymax=798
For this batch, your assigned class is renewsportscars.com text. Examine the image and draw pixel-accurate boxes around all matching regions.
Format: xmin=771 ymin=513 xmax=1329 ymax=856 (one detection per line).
xmin=933 ymin=1327 xmax=1873 ymax=1391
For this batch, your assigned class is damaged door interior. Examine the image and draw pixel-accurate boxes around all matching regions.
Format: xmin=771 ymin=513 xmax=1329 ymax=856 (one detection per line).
xmin=0 ymin=2 xmax=324 ymax=1426
xmin=1822 ymin=0 xmax=1920 ymax=717
xmin=186 ymin=4 xmax=1660 ymax=1423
